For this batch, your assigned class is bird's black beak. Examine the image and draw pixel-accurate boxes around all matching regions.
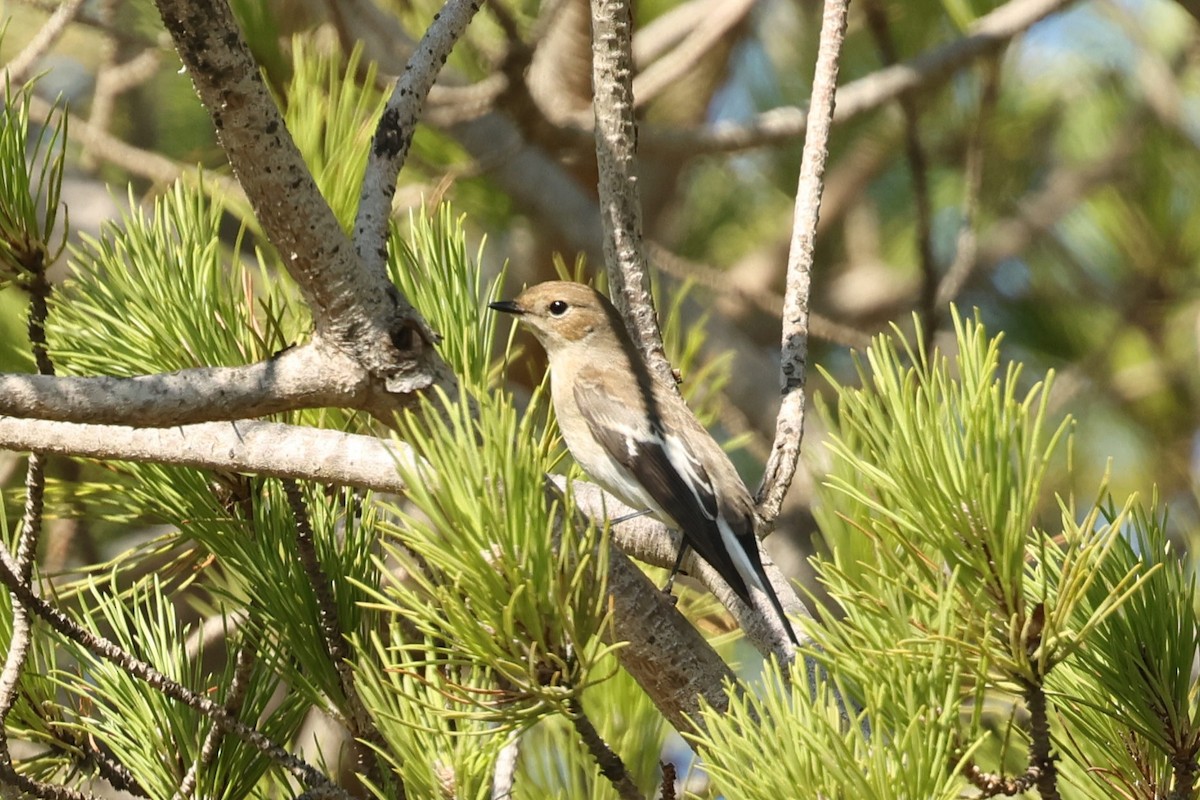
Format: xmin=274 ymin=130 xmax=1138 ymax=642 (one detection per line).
xmin=488 ymin=300 xmax=525 ymax=315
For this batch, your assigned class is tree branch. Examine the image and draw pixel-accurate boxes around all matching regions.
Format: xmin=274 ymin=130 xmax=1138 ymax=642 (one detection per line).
xmin=862 ymin=0 xmax=937 ymax=348
xmin=755 ymin=0 xmax=849 ymax=526
xmin=630 ymin=0 xmax=755 ymax=110
xmin=0 ymin=344 xmax=371 ymax=426
xmin=566 ymin=695 xmax=642 ymax=800
xmin=354 ymin=0 xmax=485 ymax=285
xmin=3 ymin=0 xmax=88 ymax=84
xmin=0 ymin=418 xmax=417 ymax=492
xmin=641 ymin=0 xmax=1076 ymax=155
xmin=153 ymin=0 xmax=451 ymax=401
xmin=0 ymin=545 xmax=352 ymax=799
xmin=589 ymin=0 xmax=672 ymax=383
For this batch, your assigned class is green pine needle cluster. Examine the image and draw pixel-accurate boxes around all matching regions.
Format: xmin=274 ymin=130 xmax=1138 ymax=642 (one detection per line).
xmin=0 ymin=78 xmax=66 ymax=290
xmin=691 ymin=309 xmax=1196 ymax=799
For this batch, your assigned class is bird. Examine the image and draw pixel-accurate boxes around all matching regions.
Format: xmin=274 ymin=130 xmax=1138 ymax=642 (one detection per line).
xmin=489 ymin=280 xmax=798 ymax=646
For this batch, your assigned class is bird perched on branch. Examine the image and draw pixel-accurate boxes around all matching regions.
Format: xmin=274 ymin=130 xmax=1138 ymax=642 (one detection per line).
xmin=490 ymin=280 xmax=798 ymax=646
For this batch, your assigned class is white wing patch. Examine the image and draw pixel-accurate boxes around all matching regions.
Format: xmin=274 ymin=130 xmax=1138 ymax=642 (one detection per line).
xmin=715 ymin=514 xmax=768 ymax=595
xmin=624 ymin=432 xmax=639 ymax=461
xmin=662 ymin=433 xmax=718 ymax=521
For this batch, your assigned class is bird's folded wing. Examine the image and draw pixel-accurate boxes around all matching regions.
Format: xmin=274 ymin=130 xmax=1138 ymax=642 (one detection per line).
xmin=572 ymin=371 xmax=752 ymax=599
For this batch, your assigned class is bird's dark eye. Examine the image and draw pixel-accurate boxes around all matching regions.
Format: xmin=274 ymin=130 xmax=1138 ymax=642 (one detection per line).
xmin=548 ymin=300 xmax=569 ymax=317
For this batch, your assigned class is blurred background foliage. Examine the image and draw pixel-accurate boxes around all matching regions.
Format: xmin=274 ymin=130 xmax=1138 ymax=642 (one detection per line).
xmin=2 ymin=0 xmax=1198 ymax=613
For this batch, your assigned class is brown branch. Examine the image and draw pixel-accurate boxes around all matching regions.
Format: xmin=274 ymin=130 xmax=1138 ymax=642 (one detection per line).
xmin=630 ymin=0 xmax=755 ymax=109
xmin=1026 ymin=680 xmax=1062 ymax=800
xmin=28 ymin=94 xmax=192 ymax=188
xmin=937 ymin=57 xmax=1001 ymax=307
xmin=755 ymin=0 xmax=849 ymax=527
xmin=3 ymin=0 xmax=89 ymax=83
xmin=566 ymin=696 xmax=642 ymax=800
xmin=0 ymin=544 xmax=352 ymax=798
xmin=281 ymin=478 xmax=389 ymax=791
xmin=589 ymin=0 xmax=672 ymax=383
xmin=172 ymin=641 xmax=254 ymax=800
xmin=645 ymin=241 xmax=872 ymax=350
xmin=0 ymin=269 xmax=73 ymax=799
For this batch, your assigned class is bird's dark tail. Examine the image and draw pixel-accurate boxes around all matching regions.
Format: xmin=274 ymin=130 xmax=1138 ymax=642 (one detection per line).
xmin=740 ymin=536 xmax=800 ymax=648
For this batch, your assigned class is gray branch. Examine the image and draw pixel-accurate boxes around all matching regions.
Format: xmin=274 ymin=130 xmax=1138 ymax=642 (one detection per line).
xmin=0 ymin=418 xmax=416 ymax=492
xmin=0 ymin=345 xmax=371 ymax=427
xmin=354 ymin=0 xmax=485 ymax=282
xmin=756 ymin=0 xmax=850 ymax=525
xmin=153 ymin=0 xmax=451 ymax=401
xmin=589 ymin=0 xmax=672 ymax=383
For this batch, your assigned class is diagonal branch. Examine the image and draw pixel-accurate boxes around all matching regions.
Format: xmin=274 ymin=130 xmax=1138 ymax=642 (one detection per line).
xmin=3 ymin=0 xmax=89 ymax=84
xmin=566 ymin=695 xmax=641 ymax=800
xmin=354 ymin=0 xmax=484 ymax=286
xmin=0 ymin=544 xmax=352 ymax=799
xmin=153 ymin=0 xmax=450 ymax=400
xmin=755 ymin=0 xmax=849 ymax=526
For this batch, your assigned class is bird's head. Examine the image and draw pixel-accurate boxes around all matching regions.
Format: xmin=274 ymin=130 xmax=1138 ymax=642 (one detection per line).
xmin=489 ymin=281 xmax=629 ymax=355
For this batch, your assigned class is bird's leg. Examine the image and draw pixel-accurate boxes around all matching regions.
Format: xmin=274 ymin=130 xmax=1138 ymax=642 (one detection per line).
xmin=610 ymin=508 xmax=653 ymax=525
xmin=660 ymin=541 xmax=691 ymax=605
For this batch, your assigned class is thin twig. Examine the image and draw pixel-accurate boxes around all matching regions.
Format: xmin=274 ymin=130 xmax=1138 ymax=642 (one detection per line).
xmin=0 ymin=765 xmax=93 ymax=800
xmin=3 ymin=0 xmax=89 ymax=83
xmin=27 ymin=93 xmax=190 ymax=187
xmin=630 ymin=0 xmax=755 ymax=109
xmin=81 ymin=45 xmax=163 ymax=170
xmin=172 ymin=640 xmax=255 ymax=800
xmin=861 ymin=0 xmax=937 ymax=349
xmin=281 ymin=481 xmax=384 ymax=753
xmin=1025 ymin=679 xmax=1062 ymax=800
xmin=646 ymin=241 xmax=871 ymax=349
xmin=565 ymin=696 xmax=642 ymax=800
xmin=80 ymin=0 xmax=120 ymax=171
xmin=937 ymin=57 xmax=1001 ymax=307
xmin=659 ymin=761 xmax=677 ymax=800
xmin=354 ymin=0 xmax=485 ymax=285
xmin=490 ymin=734 xmax=520 ymax=800
xmin=589 ymin=0 xmax=673 ymax=383
xmin=0 ymin=266 xmax=72 ymax=799
xmin=962 ymin=757 xmax=1037 ymax=797
xmin=754 ymin=0 xmax=850 ymax=526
